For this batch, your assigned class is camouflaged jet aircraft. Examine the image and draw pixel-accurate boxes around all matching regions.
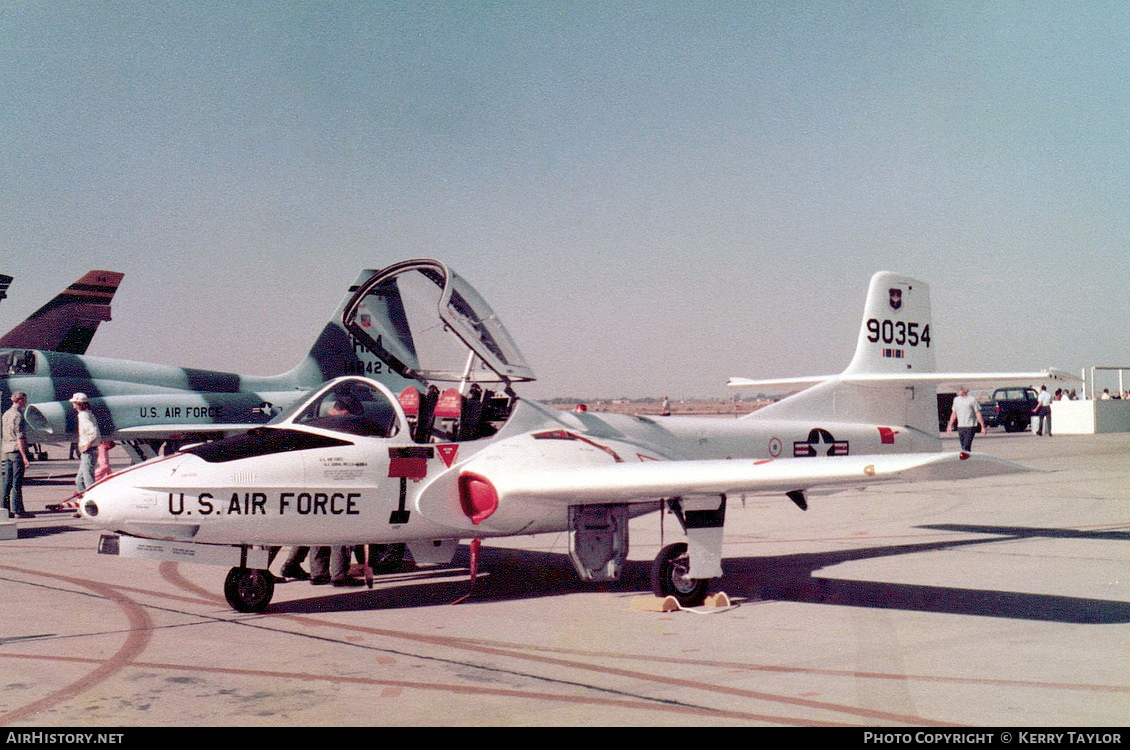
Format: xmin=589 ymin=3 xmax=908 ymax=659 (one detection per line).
xmin=0 ymin=269 xmax=412 ymax=461
xmin=0 ymin=270 xmax=124 ymax=354
xmin=82 ymin=260 xmax=1058 ymax=613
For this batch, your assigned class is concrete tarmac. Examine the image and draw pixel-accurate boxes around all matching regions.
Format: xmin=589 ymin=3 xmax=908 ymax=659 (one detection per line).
xmin=0 ymin=431 xmax=1126 ymax=727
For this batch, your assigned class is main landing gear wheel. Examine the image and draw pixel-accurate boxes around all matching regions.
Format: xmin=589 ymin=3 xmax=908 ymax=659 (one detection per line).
xmin=650 ymin=542 xmax=709 ymax=607
xmin=224 ymin=567 xmax=275 ymax=613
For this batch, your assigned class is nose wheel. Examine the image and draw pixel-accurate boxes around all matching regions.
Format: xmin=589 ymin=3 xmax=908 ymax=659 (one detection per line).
xmin=650 ymin=542 xmax=708 ymax=607
xmin=224 ymin=567 xmax=275 ymax=613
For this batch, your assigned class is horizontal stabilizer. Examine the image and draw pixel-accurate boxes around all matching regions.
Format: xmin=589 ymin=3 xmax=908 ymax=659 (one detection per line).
xmin=727 ymin=375 xmax=836 ymax=391
xmin=729 ymin=368 xmax=1080 ymax=392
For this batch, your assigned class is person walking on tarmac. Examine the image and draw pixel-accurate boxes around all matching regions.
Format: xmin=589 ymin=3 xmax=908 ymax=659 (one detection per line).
xmin=71 ymin=393 xmax=101 ymax=492
xmin=946 ymin=386 xmax=986 ymax=452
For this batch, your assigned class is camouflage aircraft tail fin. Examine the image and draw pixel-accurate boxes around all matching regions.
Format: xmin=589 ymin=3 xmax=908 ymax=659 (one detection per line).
xmin=282 ymin=269 xmax=414 ymax=391
xmin=0 ymin=270 xmax=125 ymax=354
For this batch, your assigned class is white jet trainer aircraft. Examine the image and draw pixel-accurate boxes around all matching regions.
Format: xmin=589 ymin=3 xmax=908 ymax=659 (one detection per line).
xmin=81 ymin=260 xmax=1073 ymax=613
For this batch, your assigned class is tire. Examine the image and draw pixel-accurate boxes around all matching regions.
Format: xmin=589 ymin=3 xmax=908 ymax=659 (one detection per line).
xmin=223 ymin=567 xmax=275 ymax=613
xmin=650 ymin=542 xmax=708 ymax=607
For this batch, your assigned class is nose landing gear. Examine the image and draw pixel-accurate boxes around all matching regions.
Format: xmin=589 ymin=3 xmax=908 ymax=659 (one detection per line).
xmin=224 ymin=567 xmax=275 ymax=613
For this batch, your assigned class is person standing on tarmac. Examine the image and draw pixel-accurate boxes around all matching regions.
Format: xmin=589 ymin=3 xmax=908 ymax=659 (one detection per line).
xmin=71 ymin=393 xmax=102 ymax=492
xmin=1033 ymin=385 xmax=1053 ymax=436
xmin=2 ymin=391 xmax=33 ymax=518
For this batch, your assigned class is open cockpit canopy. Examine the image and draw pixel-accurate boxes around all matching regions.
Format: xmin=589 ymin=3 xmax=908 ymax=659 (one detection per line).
xmin=342 ymin=259 xmax=535 ymax=389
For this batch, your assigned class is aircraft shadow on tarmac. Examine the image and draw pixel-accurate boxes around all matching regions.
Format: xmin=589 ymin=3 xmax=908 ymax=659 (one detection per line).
xmin=12 ymin=524 xmax=87 ymax=540
xmin=24 ymin=476 xmax=74 ymax=486
xmin=720 ymin=529 xmax=1130 ymax=626
xmin=269 ymin=546 xmax=629 ymax=616
xmin=269 ymin=526 xmax=1130 ymax=624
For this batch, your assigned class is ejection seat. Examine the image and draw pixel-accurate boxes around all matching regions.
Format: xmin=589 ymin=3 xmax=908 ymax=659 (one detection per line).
xmin=431 ymin=388 xmax=463 ymax=442
xmin=399 ymin=385 xmax=440 ymax=444
xmin=401 ymin=385 xmax=493 ymax=444
xmin=399 ymin=387 xmax=421 ymax=431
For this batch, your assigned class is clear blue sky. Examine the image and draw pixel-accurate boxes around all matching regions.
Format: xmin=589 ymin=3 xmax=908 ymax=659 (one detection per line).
xmin=3 ymin=2 xmax=1128 ymax=399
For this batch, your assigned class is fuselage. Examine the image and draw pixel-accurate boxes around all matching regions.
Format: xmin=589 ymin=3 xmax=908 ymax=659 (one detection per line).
xmin=79 ymin=376 xmax=940 ymax=548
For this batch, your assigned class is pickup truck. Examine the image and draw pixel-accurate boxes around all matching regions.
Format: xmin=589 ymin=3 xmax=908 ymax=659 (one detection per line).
xmin=985 ymin=387 xmax=1039 ymax=433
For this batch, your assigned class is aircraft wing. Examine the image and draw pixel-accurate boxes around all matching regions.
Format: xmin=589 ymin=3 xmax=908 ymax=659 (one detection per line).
xmin=473 ymin=451 xmax=1032 ymax=509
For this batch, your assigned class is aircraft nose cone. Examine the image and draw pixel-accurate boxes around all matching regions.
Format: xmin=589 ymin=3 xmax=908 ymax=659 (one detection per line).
xmin=78 ymin=454 xmax=184 ymax=528
xmin=79 ymin=494 xmax=100 ymax=520
xmin=79 ymin=478 xmax=118 ymax=526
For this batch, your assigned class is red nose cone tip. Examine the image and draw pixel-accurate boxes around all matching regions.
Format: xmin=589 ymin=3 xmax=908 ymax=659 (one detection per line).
xmin=959 ymin=452 xmax=970 ymax=460
xmin=458 ymin=473 xmax=498 ymax=525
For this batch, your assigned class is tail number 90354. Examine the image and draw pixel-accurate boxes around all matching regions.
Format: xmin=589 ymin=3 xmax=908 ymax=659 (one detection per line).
xmin=866 ymin=318 xmax=930 ymax=347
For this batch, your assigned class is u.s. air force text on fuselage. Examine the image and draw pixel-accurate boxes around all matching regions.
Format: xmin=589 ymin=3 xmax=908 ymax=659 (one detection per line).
xmin=166 ymin=491 xmax=362 ymax=517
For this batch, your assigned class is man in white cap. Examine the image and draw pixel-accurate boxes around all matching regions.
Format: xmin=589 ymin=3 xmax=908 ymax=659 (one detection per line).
xmin=71 ymin=393 xmax=101 ymax=492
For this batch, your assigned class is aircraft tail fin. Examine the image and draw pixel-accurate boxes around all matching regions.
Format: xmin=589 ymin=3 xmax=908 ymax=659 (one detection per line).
xmin=733 ymin=272 xmax=1078 ymax=437
xmin=843 ymin=272 xmax=936 ymax=377
xmin=0 ymin=270 xmax=125 ymax=354
xmin=738 ymin=272 xmax=940 ymax=436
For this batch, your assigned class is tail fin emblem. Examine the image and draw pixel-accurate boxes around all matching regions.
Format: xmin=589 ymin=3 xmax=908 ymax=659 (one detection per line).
xmin=889 ymin=288 xmax=902 ymax=310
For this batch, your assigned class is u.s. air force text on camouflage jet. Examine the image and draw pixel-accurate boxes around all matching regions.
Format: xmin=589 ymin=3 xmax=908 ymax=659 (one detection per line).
xmin=82 ymin=259 xmax=1077 ymax=614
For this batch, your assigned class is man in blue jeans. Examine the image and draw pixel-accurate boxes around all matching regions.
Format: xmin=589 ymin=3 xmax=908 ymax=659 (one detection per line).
xmin=2 ymin=391 xmax=33 ymax=518
xmin=71 ymin=392 xmax=102 ymax=491
xmin=946 ymin=386 xmax=987 ymax=452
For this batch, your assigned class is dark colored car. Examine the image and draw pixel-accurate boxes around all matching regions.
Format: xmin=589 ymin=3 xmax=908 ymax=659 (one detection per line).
xmin=978 ymin=398 xmax=999 ymax=429
xmin=990 ymin=387 xmax=1039 ymax=433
